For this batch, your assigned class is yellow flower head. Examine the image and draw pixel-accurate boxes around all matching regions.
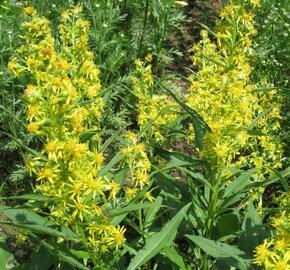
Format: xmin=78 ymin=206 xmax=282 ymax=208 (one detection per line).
xmin=27 ymin=122 xmax=40 ymax=134
xmin=23 ymin=7 xmax=35 ymax=16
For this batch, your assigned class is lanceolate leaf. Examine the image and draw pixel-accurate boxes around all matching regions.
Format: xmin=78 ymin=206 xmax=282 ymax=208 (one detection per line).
xmin=29 ymin=235 xmax=89 ymax=270
xmin=186 ymin=235 xmax=251 ymax=270
xmin=0 ymin=207 xmax=79 ymax=242
xmin=109 ymin=201 xmax=163 ymax=218
xmin=161 ymin=246 xmax=190 ymax=270
xmin=127 ymin=203 xmax=191 ymax=270
xmin=0 ymin=194 xmax=57 ymax=202
xmin=159 ymin=83 xmax=210 ymax=149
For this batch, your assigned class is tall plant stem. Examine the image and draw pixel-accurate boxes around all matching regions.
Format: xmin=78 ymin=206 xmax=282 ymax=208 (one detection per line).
xmin=201 ymin=171 xmax=222 ymax=270
xmin=137 ymin=0 xmax=150 ymax=57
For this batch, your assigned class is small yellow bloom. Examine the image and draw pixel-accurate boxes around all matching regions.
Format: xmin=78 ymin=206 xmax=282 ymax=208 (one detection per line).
xmin=144 ymin=192 xmax=154 ymax=202
xmin=7 ymin=58 xmax=25 ymax=77
xmin=27 ymin=122 xmax=40 ymax=134
xmin=145 ymin=53 xmax=153 ymax=62
xmin=125 ymin=187 xmax=138 ymax=202
xmin=23 ymin=7 xmax=34 ymax=16
xmin=112 ymin=226 xmax=126 ymax=249
xmin=95 ymin=153 xmax=104 ymax=166
xmin=24 ymin=85 xmax=37 ymax=97
xmin=253 ymin=241 xmax=272 ymax=266
xmin=109 ymin=182 xmax=120 ymax=201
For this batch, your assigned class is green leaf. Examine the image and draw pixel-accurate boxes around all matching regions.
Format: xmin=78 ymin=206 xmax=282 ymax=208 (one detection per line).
xmin=155 ymin=147 xmax=208 ymax=168
xmin=16 ymin=246 xmax=55 ymax=270
xmin=269 ymin=168 xmax=289 ymax=192
xmin=159 ymin=83 xmax=210 ymax=149
xmin=144 ymin=196 xmax=163 ymax=231
xmin=109 ymin=201 xmax=163 ymax=218
xmin=0 ymin=207 xmax=79 ymax=242
xmin=30 ymin=236 xmax=89 ymax=270
xmin=216 ymin=213 xmax=240 ymax=238
xmin=0 ymin=239 xmax=17 ymax=270
xmin=111 ymin=183 xmax=153 ymax=225
xmin=248 ymin=166 xmax=290 ymax=189
xmin=0 ymin=131 xmax=39 ymax=156
xmin=99 ymin=152 xmax=124 ymax=177
xmin=240 ymin=201 xmax=268 ymax=256
xmin=127 ymin=203 xmax=191 ymax=270
xmin=223 ymin=169 xmax=255 ymax=199
xmin=247 ymin=108 xmax=272 ymax=130
xmin=186 ymin=235 xmax=251 ymax=270
xmin=267 ymin=166 xmax=290 ymax=185
xmin=70 ymin=250 xmax=90 ymax=260
xmin=161 ymin=247 xmax=190 ymax=270
xmin=79 ymin=130 xmax=99 ymax=143
xmin=0 ymin=194 xmax=57 ymax=202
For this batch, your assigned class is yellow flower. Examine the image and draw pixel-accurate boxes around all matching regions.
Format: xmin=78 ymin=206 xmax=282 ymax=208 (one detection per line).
xmin=27 ymin=105 xmax=39 ymax=120
xmin=275 ymin=239 xmax=288 ymax=251
xmin=134 ymin=59 xmax=142 ymax=69
xmin=7 ymin=58 xmax=25 ymax=77
xmin=27 ymin=122 xmax=40 ymax=134
xmin=186 ymin=1 xmax=282 ymax=177
xmin=249 ymin=0 xmax=261 ymax=8
xmin=145 ymin=53 xmax=153 ymax=62
xmin=125 ymin=187 xmax=138 ymax=202
xmin=273 ymin=258 xmax=290 ymax=270
xmin=109 ymin=182 xmax=120 ymax=201
xmin=112 ymin=226 xmax=126 ymax=249
xmin=253 ymin=241 xmax=272 ymax=266
xmin=23 ymin=7 xmax=35 ymax=16
xmin=135 ymin=170 xmax=149 ymax=188
xmin=272 ymin=215 xmax=284 ymax=228
xmin=24 ymin=85 xmax=37 ymax=97
xmin=37 ymin=167 xmax=56 ymax=182
xmin=95 ymin=153 xmax=104 ymax=166
xmin=10 ymin=6 xmax=126 ymax=256
xmin=144 ymin=191 xmax=154 ymax=202
xmin=69 ymin=196 xmax=91 ymax=222
xmin=85 ymin=177 xmax=105 ymax=198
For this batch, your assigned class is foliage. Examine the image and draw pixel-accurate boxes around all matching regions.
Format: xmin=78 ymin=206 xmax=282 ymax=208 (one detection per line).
xmin=0 ymin=0 xmax=289 ymax=269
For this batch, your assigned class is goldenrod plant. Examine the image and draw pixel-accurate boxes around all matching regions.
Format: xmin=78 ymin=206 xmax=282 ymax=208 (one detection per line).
xmin=8 ymin=6 xmax=126 ymax=265
xmin=121 ymin=132 xmax=152 ymax=200
xmin=187 ymin=0 xmax=282 ymax=177
xmin=131 ymin=56 xmax=179 ymax=144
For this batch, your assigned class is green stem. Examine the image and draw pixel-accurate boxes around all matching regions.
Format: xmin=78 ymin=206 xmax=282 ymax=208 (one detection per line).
xmin=137 ymin=0 xmax=150 ymax=57
xmin=201 ymin=170 xmax=222 ymax=270
xmin=138 ymin=208 xmax=145 ymax=244
xmin=78 ymin=224 xmax=99 ymax=268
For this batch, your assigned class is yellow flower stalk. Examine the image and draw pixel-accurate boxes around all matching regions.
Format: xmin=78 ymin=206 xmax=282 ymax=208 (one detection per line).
xmin=122 ymin=132 xmax=152 ymax=199
xmin=131 ymin=57 xmax=178 ymax=144
xmin=186 ymin=0 xmax=283 ymax=177
xmin=8 ymin=6 xmax=125 ymax=257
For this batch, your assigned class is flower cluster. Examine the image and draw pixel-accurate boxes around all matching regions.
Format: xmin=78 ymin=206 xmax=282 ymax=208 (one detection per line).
xmin=186 ymin=0 xmax=282 ymax=176
xmin=8 ymin=6 xmax=125 ymax=253
xmin=131 ymin=56 xmax=178 ymax=143
xmin=121 ymin=132 xmax=153 ymax=202
xmin=254 ymin=192 xmax=290 ymax=270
